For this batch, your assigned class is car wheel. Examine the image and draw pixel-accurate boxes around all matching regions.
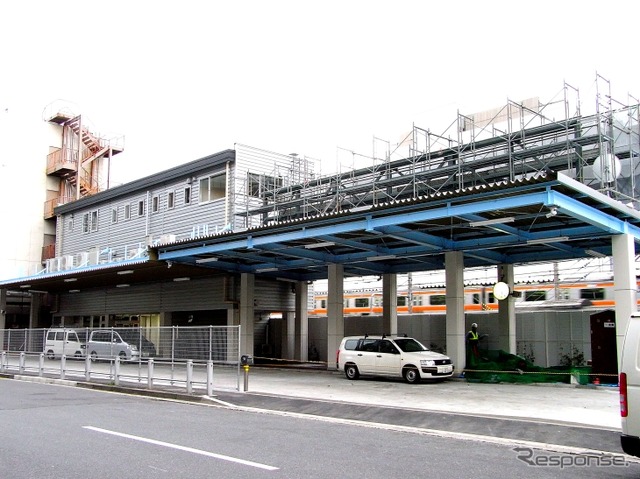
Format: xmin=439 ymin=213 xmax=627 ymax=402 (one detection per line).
xmin=46 ymin=350 xmax=55 ymax=360
xmin=344 ymin=363 xmax=360 ymax=380
xmin=403 ymin=366 xmax=420 ymax=384
xmin=90 ymin=351 xmax=98 ymax=362
xmin=118 ymin=351 xmax=127 ymax=361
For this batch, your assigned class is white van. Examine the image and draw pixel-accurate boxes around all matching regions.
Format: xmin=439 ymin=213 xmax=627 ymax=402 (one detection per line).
xmin=44 ymin=328 xmax=86 ymax=359
xmin=620 ymin=312 xmax=640 ymax=457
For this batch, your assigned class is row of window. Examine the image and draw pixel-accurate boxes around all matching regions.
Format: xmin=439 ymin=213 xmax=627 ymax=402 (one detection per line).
xmin=72 ymin=173 xmax=227 ymax=234
xmin=318 ymin=288 xmax=608 ymax=309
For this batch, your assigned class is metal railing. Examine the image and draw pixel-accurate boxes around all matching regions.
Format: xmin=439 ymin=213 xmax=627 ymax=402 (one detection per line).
xmin=0 ymin=326 xmax=242 ymax=392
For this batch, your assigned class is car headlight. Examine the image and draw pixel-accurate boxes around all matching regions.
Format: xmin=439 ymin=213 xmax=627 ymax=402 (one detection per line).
xmin=131 ymin=345 xmax=138 ymax=351
xmin=420 ymin=360 xmax=435 ymax=367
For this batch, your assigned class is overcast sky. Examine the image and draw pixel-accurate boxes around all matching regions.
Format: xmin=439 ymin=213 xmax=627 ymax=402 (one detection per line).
xmin=2 ymin=0 xmax=639 ymax=185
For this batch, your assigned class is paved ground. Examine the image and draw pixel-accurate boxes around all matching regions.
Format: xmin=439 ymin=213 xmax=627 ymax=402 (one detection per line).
xmin=4 ymin=365 xmax=627 ymax=456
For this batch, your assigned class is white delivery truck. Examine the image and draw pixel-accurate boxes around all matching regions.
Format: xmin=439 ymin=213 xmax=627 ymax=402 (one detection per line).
xmin=620 ymin=312 xmax=640 ymax=457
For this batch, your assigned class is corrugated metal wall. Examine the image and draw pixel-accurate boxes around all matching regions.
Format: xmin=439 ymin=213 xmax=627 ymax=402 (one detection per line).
xmin=58 ymin=276 xmax=295 ymax=316
xmin=58 ymin=164 xmax=231 ymax=258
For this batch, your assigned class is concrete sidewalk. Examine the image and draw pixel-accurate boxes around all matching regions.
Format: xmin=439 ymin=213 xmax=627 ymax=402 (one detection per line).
xmin=238 ymin=367 xmax=621 ymax=430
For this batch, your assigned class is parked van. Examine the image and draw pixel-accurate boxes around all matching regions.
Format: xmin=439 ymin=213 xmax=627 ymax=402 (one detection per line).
xmin=87 ymin=329 xmax=140 ymax=361
xmin=44 ymin=328 xmax=86 ymax=359
xmin=620 ymin=312 xmax=640 ymax=457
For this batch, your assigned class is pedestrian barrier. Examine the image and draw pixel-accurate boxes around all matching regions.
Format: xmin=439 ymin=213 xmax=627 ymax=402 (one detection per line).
xmin=0 ymin=326 xmax=242 ymax=392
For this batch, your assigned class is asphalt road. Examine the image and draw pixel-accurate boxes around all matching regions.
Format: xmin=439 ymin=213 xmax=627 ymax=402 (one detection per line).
xmin=1 ymin=379 xmax=639 ymax=479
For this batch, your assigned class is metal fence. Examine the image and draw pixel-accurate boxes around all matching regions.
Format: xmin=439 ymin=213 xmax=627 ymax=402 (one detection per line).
xmin=0 ymin=326 xmax=242 ymax=392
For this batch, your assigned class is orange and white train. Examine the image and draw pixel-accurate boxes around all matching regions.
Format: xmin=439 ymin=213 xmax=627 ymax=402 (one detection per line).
xmin=309 ymin=280 xmax=640 ymax=316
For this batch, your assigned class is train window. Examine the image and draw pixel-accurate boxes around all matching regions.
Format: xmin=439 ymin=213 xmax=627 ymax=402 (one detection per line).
xmin=355 ymin=298 xmax=369 ymax=308
xmin=580 ymin=288 xmax=605 ymax=300
xmin=319 ymin=299 xmax=326 ymax=309
xmin=397 ymin=296 xmax=407 ymax=306
xmin=430 ymin=295 xmax=446 ymax=305
xmin=488 ymin=293 xmax=496 ymax=303
xmin=472 ymin=293 xmax=481 ymax=304
xmin=343 ymin=299 xmax=350 ymax=308
xmin=524 ymin=290 xmax=547 ymax=301
xmin=557 ymin=288 xmax=570 ymax=300
xmin=374 ymin=296 xmax=382 ymax=307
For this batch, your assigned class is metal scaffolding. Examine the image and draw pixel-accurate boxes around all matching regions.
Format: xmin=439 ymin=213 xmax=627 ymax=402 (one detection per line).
xmin=237 ymin=77 xmax=640 ymax=226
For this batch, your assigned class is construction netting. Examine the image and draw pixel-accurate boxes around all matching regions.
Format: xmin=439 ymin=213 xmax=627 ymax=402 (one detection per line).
xmin=464 ymin=349 xmax=596 ymax=385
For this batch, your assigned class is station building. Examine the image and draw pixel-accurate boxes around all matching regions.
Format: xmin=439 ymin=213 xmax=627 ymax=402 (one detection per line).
xmin=1 ymin=83 xmax=640 ymax=372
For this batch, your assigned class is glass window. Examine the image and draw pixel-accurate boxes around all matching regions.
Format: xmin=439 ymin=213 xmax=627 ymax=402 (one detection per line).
xmin=152 ymin=196 xmax=159 ymax=213
xmin=184 ymin=187 xmax=191 ymax=205
xmin=430 ymin=295 xmax=446 ymax=305
xmin=168 ymin=191 xmax=175 ymax=209
xmin=138 ymin=200 xmax=145 ymax=216
xmin=124 ymin=204 xmax=131 ymax=220
xmin=111 ymin=207 xmax=118 ymax=224
xmin=82 ymin=210 xmax=98 ymax=233
xmin=248 ymin=172 xmax=283 ymax=197
xmin=581 ymin=288 xmax=605 ymax=300
xmin=397 ymin=296 xmax=407 ymax=306
xmin=472 ymin=293 xmax=481 ymax=304
xmin=525 ymin=290 xmax=547 ymax=301
xmin=355 ymin=298 xmax=369 ymax=308
xmin=199 ymin=174 xmax=227 ymax=203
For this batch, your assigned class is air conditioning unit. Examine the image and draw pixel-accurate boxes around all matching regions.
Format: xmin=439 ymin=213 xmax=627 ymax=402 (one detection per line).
xmin=63 ymin=255 xmax=75 ymax=270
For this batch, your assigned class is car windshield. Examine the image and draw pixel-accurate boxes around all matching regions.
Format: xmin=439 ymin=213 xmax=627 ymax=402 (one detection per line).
xmin=393 ymin=338 xmax=429 ymax=352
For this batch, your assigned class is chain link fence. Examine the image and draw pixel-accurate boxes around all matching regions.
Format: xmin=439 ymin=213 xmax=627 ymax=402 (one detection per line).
xmin=0 ymin=326 xmax=242 ymax=392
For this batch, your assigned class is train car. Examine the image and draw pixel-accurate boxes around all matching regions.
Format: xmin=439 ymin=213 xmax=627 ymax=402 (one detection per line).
xmin=309 ymin=280 xmax=640 ymax=316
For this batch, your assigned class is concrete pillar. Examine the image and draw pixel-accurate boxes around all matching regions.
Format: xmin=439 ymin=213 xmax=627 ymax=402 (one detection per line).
xmin=497 ymin=263 xmax=516 ymax=354
xmin=382 ymin=273 xmax=398 ymax=335
xmin=445 ymin=251 xmax=465 ymax=374
xmin=326 ymin=264 xmax=344 ymax=369
xmin=239 ymin=273 xmax=255 ymax=356
xmin=282 ymin=311 xmax=295 ymax=359
xmin=0 ymin=289 xmax=6 ymax=349
xmin=613 ymin=234 xmax=637 ymax=366
xmin=159 ymin=311 xmax=173 ymax=327
xmin=294 ymin=281 xmax=309 ymax=361
xmin=29 ymin=293 xmax=41 ymax=329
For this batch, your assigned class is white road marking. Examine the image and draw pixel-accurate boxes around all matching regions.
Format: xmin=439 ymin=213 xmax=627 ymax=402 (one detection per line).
xmin=83 ymin=426 xmax=279 ymax=471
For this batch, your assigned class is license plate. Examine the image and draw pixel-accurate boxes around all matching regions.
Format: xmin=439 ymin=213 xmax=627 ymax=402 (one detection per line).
xmin=438 ymin=365 xmax=452 ymax=374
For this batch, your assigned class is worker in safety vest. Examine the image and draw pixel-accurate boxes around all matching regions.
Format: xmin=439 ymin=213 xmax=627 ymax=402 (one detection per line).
xmin=466 ymin=322 xmax=487 ymax=367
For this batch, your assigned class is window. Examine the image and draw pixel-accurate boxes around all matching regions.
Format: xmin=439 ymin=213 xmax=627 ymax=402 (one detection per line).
xmin=319 ymin=299 xmax=326 ymax=309
xmin=184 ymin=187 xmax=191 ymax=205
xmin=168 ymin=191 xmax=175 ymax=209
xmin=581 ymin=288 xmax=605 ymax=300
xmin=557 ymin=288 xmax=571 ymax=300
xmin=199 ymin=173 xmax=227 ymax=203
xmin=138 ymin=200 xmax=145 ymax=216
xmin=124 ymin=204 xmax=131 ymax=220
xmin=355 ymin=298 xmax=369 ymax=308
xmin=472 ymin=293 xmax=481 ymax=304
xmin=397 ymin=296 xmax=407 ymax=306
xmin=412 ymin=295 xmax=423 ymax=306
xmin=82 ymin=210 xmax=98 ymax=233
xmin=152 ymin=196 xmax=159 ymax=213
xmin=68 ymin=216 xmax=74 ymax=232
xmin=248 ymin=172 xmax=283 ymax=197
xmin=524 ymin=290 xmax=547 ymax=301
xmin=111 ymin=207 xmax=118 ymax=224
xmin=430 ymin=295 xmax=446 ymax=305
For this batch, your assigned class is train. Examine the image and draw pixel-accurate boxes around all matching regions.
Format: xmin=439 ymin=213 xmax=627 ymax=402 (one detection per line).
xmin=309 ymin=279 xmax=640 ymax=316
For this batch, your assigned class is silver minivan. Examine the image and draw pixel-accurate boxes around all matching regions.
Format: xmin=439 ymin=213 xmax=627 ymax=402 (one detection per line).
xmin=87 ymin=329 xmax=140 ymax=361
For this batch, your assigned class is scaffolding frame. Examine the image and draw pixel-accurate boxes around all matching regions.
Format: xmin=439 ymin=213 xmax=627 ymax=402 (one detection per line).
xmin=236 ymin=77 xmax=640 ymax=226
